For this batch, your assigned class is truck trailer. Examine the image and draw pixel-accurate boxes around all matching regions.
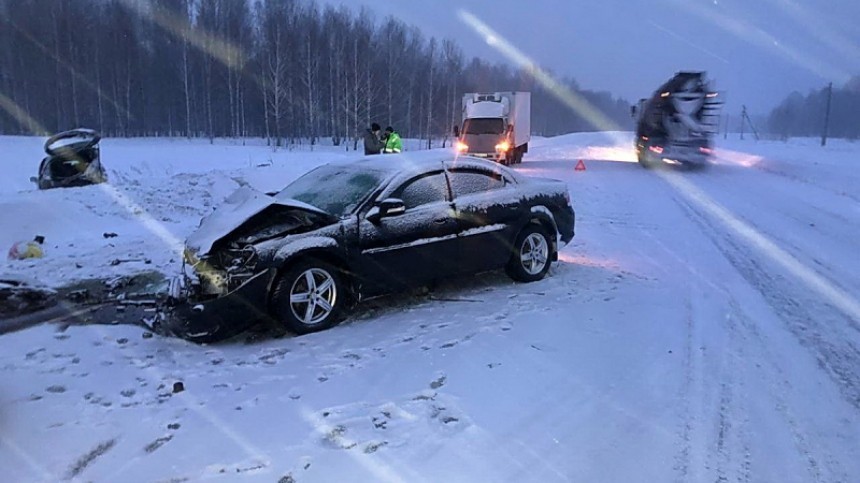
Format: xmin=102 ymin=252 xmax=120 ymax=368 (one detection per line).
xmin=454 ymin=92 xmax=531 ymax=165
xmin=633 ymin=72 xmax=722 ymax=169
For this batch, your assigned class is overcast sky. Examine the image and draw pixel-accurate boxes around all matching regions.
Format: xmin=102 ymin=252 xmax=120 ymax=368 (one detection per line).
xmin=319 ymin=0 xmax=860 ymax=115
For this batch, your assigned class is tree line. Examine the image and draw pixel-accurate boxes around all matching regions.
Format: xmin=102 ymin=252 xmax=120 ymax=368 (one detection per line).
xmin=767 ymin=77 xmax=860 ymax=140
xmin=0 ymin=0 xmax=631 ymax=147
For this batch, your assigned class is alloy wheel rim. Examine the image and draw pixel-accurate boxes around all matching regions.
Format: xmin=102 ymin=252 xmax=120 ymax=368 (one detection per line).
xmin=520 ymin=233 xmax=549 ymax=275
xmin=289 ymin=268 xmax=337 ymax=325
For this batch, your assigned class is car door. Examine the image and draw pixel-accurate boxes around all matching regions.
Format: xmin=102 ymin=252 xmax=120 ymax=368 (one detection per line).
xmin=448 ymin=168 xmax=522 ymax=274
xmin=356 ymin=170 xmax=460 ymax=295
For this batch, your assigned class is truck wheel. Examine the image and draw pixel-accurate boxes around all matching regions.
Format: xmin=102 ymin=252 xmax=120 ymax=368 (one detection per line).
xmin=637 ymin=151 xmax=652 ymax=169
xmin=271 ymin=259 xmax=346 ymax=334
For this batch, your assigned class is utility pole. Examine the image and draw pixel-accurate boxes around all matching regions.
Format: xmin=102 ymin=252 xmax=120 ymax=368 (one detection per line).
xmin=740 ymin=106 xmax=745 ymax=140
xmin=741 ymin=105 xmax=760 ymax=141
xmin=821 ymin=82 xmax=833 ymax=147
xmin=724 ymin=114 xmax=729 ymax=140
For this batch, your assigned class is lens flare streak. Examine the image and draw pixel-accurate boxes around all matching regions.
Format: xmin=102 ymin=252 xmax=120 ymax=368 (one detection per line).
xmin=659 ymin=171 xmax=860 ymax=322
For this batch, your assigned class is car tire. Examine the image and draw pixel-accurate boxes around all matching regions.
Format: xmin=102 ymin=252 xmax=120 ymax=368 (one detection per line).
xmin=271 ymin=259 xmax=346 ymax=335
xmin=506 ymin=224 xmax=553 ymax=283
xmin=637 ymin=151 xmax=652 ymax=169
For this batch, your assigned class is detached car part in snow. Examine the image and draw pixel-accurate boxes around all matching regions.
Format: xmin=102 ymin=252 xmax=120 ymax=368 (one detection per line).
xmin=31 ymin=129 xmax=107 ymax=190
xmin=7 ymin=235 xmax=45 ymax=260
xmin=161 ymin=154 xmax=575 ymax=343
xmin=632 ymin=72 xmax=723 ymax=169
xmin=0 ymin=275 xmax=57 ymax=318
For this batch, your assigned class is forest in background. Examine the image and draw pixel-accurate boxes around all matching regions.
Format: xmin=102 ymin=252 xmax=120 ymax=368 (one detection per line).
xmin=4 ymin=0 xmax=853 ymax=145
xmin=0 ymin=0 xmax=632 ymax=147
xmin=767 ymin=77 xmax=860 ymax=140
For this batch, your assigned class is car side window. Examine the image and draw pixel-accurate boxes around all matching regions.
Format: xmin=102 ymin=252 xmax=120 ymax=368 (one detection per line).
xmin=449 ymin=170 xmax=507 ymax=198
xmin=395 ymin=173 xmax=449 ymax=209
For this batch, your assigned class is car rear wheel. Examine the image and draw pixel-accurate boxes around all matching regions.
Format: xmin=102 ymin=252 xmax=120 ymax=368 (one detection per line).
xmin=271 ymin=260 xmax=345 ymax=334
xmin=506 ymin=225 xmax=553 ymax=282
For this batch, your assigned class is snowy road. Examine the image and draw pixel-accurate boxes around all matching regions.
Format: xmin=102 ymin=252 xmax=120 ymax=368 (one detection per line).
xmin=1 ymin=133 xmax=859 ymax=482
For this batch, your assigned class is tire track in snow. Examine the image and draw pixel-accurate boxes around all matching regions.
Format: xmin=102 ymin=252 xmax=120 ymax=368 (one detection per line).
xmin=689 ymin=165 xmax=860 ymax=294
xmin=665 ymin=172 xmax=860 ymax=411
xmin=618 ymin=220 xmax=750 ymax=483
xmin=671 ymin=188 xmax=853 ymax=482
xmin=695 ymin=205 xmax=860 ymax=409
xmin=713 ymin=309 xmax=753 ymax=483
xmin=671 ymin=284 xmax=753 ymax=483
xmin=672 ymin=294 xmax=695 ymax=483
xmin=727 ymin=299 xmax=847 ymax=483
xmin=660 ymin=172 xmax=860 ymax=324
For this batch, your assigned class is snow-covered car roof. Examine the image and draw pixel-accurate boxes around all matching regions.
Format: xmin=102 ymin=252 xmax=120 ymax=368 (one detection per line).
xmin=344 ymin=151 xmax=522 ymax=184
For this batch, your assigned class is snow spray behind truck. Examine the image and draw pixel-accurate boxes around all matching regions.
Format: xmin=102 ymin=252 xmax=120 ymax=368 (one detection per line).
xmin=454 ymin=92 xmax=531 ymax=165
xmin=632 ymin=72 xmax=723 ymax=169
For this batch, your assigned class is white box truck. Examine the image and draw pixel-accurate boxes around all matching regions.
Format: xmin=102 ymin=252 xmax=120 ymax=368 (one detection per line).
xmin=454 ymin=92 xmax=531 ymax=165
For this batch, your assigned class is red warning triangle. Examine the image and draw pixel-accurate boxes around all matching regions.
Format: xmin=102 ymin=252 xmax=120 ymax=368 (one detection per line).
xmin=575 ymin=159 xmax=586 ymax=171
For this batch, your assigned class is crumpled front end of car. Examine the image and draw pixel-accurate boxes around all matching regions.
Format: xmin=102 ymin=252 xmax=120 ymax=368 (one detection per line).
xmin=158 ymin=247 xmax=276 ymax=342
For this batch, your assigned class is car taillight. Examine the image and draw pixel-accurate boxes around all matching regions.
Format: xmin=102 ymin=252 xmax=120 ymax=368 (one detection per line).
xmin=699 ymin=147 xmax=713 ymax=155
xmin=649 ymin=145 xmax=664 ymax=154
xmin=456 ymin=141 xmax=469 ymax=152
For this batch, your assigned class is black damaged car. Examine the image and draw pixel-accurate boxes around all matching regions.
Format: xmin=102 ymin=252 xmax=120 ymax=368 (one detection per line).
xmin=163 ymin=153 xmax=575 ymax=342
xmin=31 ymin=128 xmax=107 ymax=190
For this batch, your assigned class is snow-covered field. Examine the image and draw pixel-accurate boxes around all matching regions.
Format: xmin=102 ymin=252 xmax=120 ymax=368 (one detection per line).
xmin=2 ymin=132 xmax=859 ymax=482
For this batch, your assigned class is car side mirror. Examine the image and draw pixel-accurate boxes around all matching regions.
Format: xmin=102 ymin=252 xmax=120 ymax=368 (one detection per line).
xmin=453 ymin=125 xmax=460 ymax=137
xmin=367 ymin=198 xmax=406 ymax=223
xmin=29 ymin=176 xmax=38 ymax=184
xmin=630 ymin=106 xmax=637 ymax=118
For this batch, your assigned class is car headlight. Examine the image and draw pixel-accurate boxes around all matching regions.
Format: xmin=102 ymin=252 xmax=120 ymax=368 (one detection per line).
xmin=183 ymin=247 xmax=199 ymax=266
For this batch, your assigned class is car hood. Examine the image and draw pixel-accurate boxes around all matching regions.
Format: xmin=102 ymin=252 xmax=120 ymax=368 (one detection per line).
xmin=186 ymin=186 xmax=334 ymax=256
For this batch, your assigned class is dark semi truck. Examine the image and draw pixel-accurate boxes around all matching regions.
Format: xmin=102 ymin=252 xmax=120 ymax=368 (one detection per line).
xmin=632 ymin=72 xmax=723 ymax=169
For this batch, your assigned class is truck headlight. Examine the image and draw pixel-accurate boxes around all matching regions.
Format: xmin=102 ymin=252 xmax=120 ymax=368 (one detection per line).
xmin=495 ymin=141 xmax=511 ymax=152
xmin=456 ymin=141 xmax=469 ymax=152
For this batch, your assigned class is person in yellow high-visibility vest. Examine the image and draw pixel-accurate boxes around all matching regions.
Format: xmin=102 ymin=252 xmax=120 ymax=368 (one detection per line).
xmin=382 ymin=126 xmax=402 ymax=154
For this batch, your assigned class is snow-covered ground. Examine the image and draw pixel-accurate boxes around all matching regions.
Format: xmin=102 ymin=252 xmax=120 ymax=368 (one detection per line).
xmin=1 ymin=132 xmax=859 ymax=482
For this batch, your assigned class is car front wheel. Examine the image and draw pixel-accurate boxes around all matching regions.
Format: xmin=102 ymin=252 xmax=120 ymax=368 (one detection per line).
xmin=506 ymin=225 xmax=553 ymax=282
xmin=271 ymin=260 xmax=345 ymax=334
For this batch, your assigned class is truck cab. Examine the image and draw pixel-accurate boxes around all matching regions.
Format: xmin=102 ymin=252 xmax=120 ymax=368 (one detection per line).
xmin=455 ymin=92 xmax=530 ymax=166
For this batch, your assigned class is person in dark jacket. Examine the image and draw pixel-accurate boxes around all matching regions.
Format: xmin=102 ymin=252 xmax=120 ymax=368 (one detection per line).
xmin=363 ymin=123 xmax=383 ymax=155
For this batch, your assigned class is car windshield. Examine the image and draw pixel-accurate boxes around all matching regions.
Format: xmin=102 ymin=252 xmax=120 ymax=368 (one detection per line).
xmin=463 ymin=118 xmax=506 ymax=135
xmin=276 ymin=164 xmax=387 ymax=217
